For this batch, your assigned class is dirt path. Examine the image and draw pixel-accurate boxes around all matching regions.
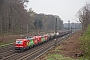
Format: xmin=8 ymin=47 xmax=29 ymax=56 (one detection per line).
xmin=36 ymin=31 xmax=83 ymax=60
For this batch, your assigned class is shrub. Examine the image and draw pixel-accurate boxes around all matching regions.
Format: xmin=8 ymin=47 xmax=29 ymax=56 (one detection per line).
xmin=80 ymin=25 xmax=90 ymax=59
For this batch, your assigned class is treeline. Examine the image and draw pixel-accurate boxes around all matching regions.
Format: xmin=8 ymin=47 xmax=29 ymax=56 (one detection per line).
xmin=0 ymin=0 xmax=63 ymax=35
xmin=33 ymin=13 xmax=63 ymax=31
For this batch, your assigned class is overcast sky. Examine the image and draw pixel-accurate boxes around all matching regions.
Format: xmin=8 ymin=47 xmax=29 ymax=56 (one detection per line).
xmin=27 ymin=0 xmax=90 ymax=23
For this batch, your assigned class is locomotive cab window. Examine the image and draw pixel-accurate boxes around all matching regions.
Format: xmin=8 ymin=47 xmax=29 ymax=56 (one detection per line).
xmin=16 ymin=40 xmax=23 ymax=44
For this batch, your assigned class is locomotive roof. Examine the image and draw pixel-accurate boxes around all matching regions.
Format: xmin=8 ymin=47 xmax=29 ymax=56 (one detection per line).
xmin=26 ymin=37 xmax=34 ymax=40
xmin=16 ymin=39 xmax=28 ymax=41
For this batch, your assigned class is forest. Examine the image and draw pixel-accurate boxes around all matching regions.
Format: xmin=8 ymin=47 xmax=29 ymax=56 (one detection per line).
xmin=0 ymin=0 xmax=63 ymax=36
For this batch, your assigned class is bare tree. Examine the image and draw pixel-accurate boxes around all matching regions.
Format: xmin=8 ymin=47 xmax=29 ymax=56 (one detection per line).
xmin=77 ymin=3 xmax=90 ymax=31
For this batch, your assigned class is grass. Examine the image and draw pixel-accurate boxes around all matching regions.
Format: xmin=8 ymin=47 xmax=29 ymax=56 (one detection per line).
xmin=47 ymin=54 xmax=75 ymax=60
xmin=46 ymin=46 xmax=76 ymax=60
xmin=0 ymin=39 xmax=14 ymax=47
xmin=44 ymin=46 xmax=86 ymax=60
xmin=47 ymin=53 xmax=87 ymax=60
xmin=0 ymin=42 xmax=13 ymax=47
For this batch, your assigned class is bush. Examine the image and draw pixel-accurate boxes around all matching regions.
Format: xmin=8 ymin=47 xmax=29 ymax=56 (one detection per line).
xmin=80 ymin=25 xmax=90 ymax=59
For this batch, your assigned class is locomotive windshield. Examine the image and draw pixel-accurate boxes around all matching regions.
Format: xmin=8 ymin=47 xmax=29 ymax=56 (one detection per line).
xmin=16 ymin=40 xmax=23 ymax=44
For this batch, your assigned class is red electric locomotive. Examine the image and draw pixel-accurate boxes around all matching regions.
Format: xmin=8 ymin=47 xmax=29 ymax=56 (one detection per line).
xmin=33 ymin=36 xmax=41 ymax=44
xmin=15 ymin=39 xmax=29 ymax=51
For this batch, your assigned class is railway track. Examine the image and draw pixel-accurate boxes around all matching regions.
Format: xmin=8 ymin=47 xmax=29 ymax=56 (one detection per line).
xmin=1 ymin=39 xmax=54 ymax=60
xmin=0 ymin=45 xmax=14 ymax=53
xmin=0 ymin=31 xmax=72 ymax=60
xmin=0 ymin=45 xmax=15 ymax=59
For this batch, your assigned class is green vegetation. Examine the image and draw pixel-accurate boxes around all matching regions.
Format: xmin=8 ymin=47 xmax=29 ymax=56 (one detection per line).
xmin=46 ymin=46 xmax=84 ymax=60
xmin=0 ymin=40 xmax=13 ymax=45
xmin=47 ymin=46 xmax=74 ymax=60
xmin=80 ymin=25 xmax=90 ymax=59
xmin=47 ymin=54 xmax=75 ymax=60
xmin=0 ymin=43 xmax=13 ymax=47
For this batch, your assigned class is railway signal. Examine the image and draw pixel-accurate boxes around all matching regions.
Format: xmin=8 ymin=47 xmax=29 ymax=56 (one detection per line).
xmin=54 ymin=18 xmax=57 ymax=46
xmin=68 ymin=20 xmax=70 ymax=30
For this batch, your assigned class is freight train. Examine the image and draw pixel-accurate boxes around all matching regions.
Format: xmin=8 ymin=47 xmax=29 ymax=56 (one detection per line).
xmin=15 ymin=30 xmax=71 ymax=52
